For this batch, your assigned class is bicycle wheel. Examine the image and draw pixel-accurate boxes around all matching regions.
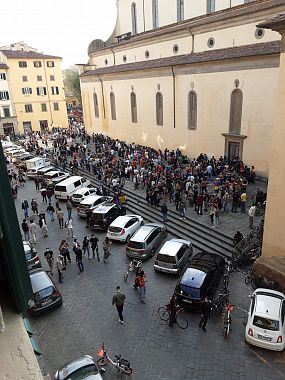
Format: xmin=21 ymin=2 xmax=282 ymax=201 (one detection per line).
xmin=158 ymin=307 xmax=169 ymax=321
xmin=97 ymin=357 xmax=109 ymax=366
xmin=124 ymin=367 xmax=133 ymax=375
xmin=123 ymin=271 xmax=128 ymax=282
xmin=176 ymin=313 xmax=188 ymax=329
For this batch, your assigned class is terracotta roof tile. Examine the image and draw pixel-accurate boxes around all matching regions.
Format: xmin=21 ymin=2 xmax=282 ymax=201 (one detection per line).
xmin=0 ymin=50 xmax=61 ymax=60
xmin=81 ymin=41 xmax=281 ymax=77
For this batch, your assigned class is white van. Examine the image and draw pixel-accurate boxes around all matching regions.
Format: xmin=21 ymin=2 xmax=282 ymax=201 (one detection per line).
xmin=54 ymin=176 xmax=91 ymax=200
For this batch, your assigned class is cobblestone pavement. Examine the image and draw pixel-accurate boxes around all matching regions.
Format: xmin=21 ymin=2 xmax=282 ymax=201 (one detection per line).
xmin=14 ymin=176 xmax=285 ymax=380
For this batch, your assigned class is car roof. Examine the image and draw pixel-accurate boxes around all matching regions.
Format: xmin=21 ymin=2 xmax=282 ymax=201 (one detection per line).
xmin=73 ymin=187 xmax=93 ymax=195
xmin=56 ymin=176 xmax=83 ymax=185
xmin=30 ymin=271 xmax=53 ymax=293
xmin=254 ymin=289 xmax=284 ymax=318
xmin=80 ymin=194 xmax=104 ymax=205
xmin=191 ymin=252 xmax=225 ymax=267
xmin=38 ymin=166 xmax=54 ymax=172
xmin=92 ymin=203 xmax=115 ymax=214
xmin=131 ymin=224 xmax=158 ymax=241
xmin=159 ymin=239 xmax=190 ymax=256
xmin=181 ymin=267 xmax=206 ymax=288
xmin=56 ymin=355 xmax=97 ymax=380
xmin=109 ymin=214 xmax=141 ymax=227
xmin=44 ymin=170 xmax=62 ymax=176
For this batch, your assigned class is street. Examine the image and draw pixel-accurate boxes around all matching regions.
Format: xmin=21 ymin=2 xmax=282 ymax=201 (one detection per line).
xmin=15 ymin=178 xmax=285 ymax=380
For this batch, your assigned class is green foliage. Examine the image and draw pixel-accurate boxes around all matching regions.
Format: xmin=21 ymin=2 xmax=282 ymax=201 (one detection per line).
xmin=63 ymin=66 xmax=82 ymax=105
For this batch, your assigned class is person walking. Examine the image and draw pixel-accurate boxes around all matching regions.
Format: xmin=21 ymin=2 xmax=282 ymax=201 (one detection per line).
xmin=39 ymin=214 xmax=48 ymax=237
xmin=75 ymin=244 xmax=84 ymax=274
xmin=240 ymin=191 xmax=247 ymax=213
xmin=199 ymin=296 xmax=212 ymax=332
xmin=44 ymin=248 xmax=54 ymax=275
xmin=59 ymin=240 xmax=71 ymax=266
xmin=160 ymin=202 xmax=168 ymax=223
xmin=46 ymin=203 xmax=55 ymax=221
xmin=66 ymin=217 xmax=75 ymax=238
xmin=56 ymin=207 xmax=64 ymax=228
xmin=112 ymin=286 xmax=126 ymax=324
xmin=29 ymin=220 xmax=37 ymax=243
xmin=90 ymin=234 xmax=100 ymax=261
xmin=34 ymin=177 xmax=40 ymax=191
xmin=31 ymin=199 xmax=38 ymax=215
xmin=248 ymin=204 xmax=256 ymax=228
xmin=66 ymin=197 xmax=73 ymax=220
xmin=103 ymin=237 xmax=112 ymax=263
xmin=82 ymin=236 xmax=91 ymax=259
xmin=55 ymin=254 xmax=64 ymax=283
xmin=22 ymin=199 xmax=29 ymax=218
xmin=41 ymin=189 xmax=47 ymax=203
xmin=168 ymin=295 xmax=178 ymax=327
xmin=21 ymin=219 xmax=30 ymax=241
xmin=136 ymin=270 xmax=147 ymax=303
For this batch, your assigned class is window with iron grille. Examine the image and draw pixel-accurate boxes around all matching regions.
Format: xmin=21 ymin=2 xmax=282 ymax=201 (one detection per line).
xmin=22 ymin=87 xmax=32 ymax=95
xmin=36 ymin=87 xmax=47 ymax=96
xmin=25 ymin=104 xmax=33 ymax=113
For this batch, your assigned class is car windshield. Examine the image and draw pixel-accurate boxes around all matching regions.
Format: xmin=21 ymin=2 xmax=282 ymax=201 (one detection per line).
xmin=34 ymin=286 xmax=55 ymax=302
xmin=127 ymin=241 xmax=145 ymax=250
xmin=59 ymin=364 xmax=98 ymax=380
xmin=73 ymin=194 xmax=82 ymax=199
xmin=157 ymin=254 xmax=176 ymax=264
xmin=180 ymin=285 xmax=201 ymax=299
xmin=253 ymin=316 xmax=280 ymax=331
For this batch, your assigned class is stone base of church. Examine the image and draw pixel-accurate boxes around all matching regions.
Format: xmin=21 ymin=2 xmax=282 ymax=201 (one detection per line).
xmin=253 ymin=256 xmax=285 ymax=292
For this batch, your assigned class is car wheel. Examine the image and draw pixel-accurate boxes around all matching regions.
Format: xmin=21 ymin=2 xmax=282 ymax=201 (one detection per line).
xmin=126 ymin=235 xmax=131 ymax=244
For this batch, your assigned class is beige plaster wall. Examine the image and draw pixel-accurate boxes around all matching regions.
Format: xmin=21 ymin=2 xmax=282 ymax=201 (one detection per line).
xmin=81 ymin=63 xmax=278 ymax=175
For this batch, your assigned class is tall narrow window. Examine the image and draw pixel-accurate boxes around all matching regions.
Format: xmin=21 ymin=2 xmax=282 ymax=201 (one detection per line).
xmin=188 ymin=91 xmax=197 ymax=130
xmin=93 ymin=92 xmax=99 ymax=118
xmin=130 ymin=92 xmax=137 ymax=123
xmin=156 ymin=92 xmax=163 ymax=126
xmin=229 ymin=89 xmax=243 ymax=134
xmin=206 ymin=0 xmax=215 ymax=14
xmin=110 ymin=92 xmax=116 ymax=120
xmin=152 ymin=0 xmax=159 ymax=29
xmin=131 ymin=3 xmax=137 ymax=35
xmin=177 ymin=0 xmax=184 ymax=21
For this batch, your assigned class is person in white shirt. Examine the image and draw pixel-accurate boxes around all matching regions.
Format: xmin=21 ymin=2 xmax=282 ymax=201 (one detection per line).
xmin=66 ymin=217 xmax=75 ymax=238
xmin=248 ymin=205 xmax=256 ymax=228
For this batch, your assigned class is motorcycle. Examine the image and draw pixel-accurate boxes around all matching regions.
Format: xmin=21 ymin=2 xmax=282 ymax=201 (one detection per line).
xmin=97 ymin=343 xmax=133 ymax=375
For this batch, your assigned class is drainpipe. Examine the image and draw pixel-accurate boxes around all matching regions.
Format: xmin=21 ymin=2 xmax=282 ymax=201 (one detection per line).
xmin=188 ymin=28 xmax=195 ymax=54
xmin=171 ymin=66 xmax=176 ymax=129
xmin=110 ymin=47 xmax=116 ymax=66
xmin=97 ymin=74 xmax=106 ymax=119
xmin=143 ymin=0 xmax=146 ymax=32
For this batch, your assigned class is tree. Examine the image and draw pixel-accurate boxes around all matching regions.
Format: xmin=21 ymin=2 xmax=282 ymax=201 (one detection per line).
xmin=63 ymin=66 xmax=82 ymax=106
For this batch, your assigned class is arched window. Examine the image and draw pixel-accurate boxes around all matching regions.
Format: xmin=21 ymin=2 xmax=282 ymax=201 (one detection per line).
xmin=131 ymin=3 xmax=137 ymax=35
xmin=110 ymin=92 xmax=116 ymax=120
xmin=130 ymin=92 xmax=137 ymax=123
xmin=152 ymin=0 xmax=159 ymax=29
xmin=93 ymin=92 xmax=99 ymax=118
xmin=156 ymin=92 xmax=163 ymax=126
xmin=188 ymin=91 xmax=197 ymax=130
xmin=229 ymin=89 xmax=243 ymax=134
xmin=207 ymin=0 xmax=215 ymax=14
xmin=177 ymin=0 xmax=184 ymax=21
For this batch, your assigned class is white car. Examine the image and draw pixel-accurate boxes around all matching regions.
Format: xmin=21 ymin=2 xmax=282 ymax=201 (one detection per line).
xmin=245 ymin=288 xmax=285 ymax=351
xmin=71 ymin=187 xmax=98 ymax=206
xmin=107 ymin=214 xmax=144 ymax=243
xmin=77 ymin=194 xmax=112 ymax=217
xmin=43 ymin=170 xmax=70 ymax=188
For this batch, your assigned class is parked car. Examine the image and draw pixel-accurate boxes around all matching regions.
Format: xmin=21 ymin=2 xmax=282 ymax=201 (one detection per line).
xmin=42 ymin=171 xmax=70 ymax=189
xmin=126 ymin=223 xmax=168 ymax=260
xmin=154 ymin=239 xmax=192 ymax=275
xmin=54 ymin=176 xmax=91 ymax=200
xmin=77 ymin=194 xmax=112 ymax=217
xmin=55 ymin=355 xmax=104 ymax=380
xmin=29 ymin=270 xmax=62 ymax=315
xmin=36 ymin=166 xmax=56 ymax=179
xmin=245 ymin=288 xmax=285 ymax=351
xmin=107 ymin=214 xmax=144 ymax=243
xmin=89 ymin=202 xmax=127 ymax=231
xmin=174 ymin=252 xmax=226 ymax=309
xmin=71 ymin=187 xmax=98 ymax=206
xmin=26 ymin=166 xmax=55 ymax=179
xmin=23 ymin=241 xmax=42 ymax=271
xmin=14 ymin=153 xmax=33 ymax=168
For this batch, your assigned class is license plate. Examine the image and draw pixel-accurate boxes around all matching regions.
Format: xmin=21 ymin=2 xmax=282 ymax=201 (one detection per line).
xmin=257 ymin=334 xmax=272 ymax=341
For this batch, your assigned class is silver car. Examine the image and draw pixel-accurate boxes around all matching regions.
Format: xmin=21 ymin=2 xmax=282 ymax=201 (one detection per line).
xmin=55 ymin=355 xmax=104 ymax=380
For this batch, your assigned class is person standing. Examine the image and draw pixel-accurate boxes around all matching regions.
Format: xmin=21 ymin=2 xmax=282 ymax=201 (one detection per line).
xmin=21 ymin=219 xmax=30 ymax=241
xmin=39 ymin=214 xmax=48 ymax=237
xmin=44 ymin=248 xmax=54 ymax=275
xmin=90 ymin=234 xmax=100 ymax=261
xmin=41 ymin=189 xmax=47 ymax=203
xmin=112 ymin=286 xmax=126 ymax=324
xmin=168 ymin=295 xmax=178 ymax=327
xmin=82 ymin=236 xmax=91 ymax=259
xmin=240 ymin=191 xmax=247 ymax=213
xmin=75 ymin=244 xmax=84 ymax=274
xmin=34 ymin=177 xmax=40 ymax=191
xmin=103 ymin=237 xmax=112 ymax=264
xmin=160 ymin=202 xmax=168 ymax=223
xmin=66 ymin=217 xmax=75 ymax=238
xmin=29 ymin=220 xmax=37 ymax=243
xmin=136 ymin=270 xmax=146 ymax=303
xmin=31 ymin=199 xmax=38 ymax=215
xmin=59 ymin=240 xmax=71 ymax=266
xmin=56 ymin=207 xmax=64 ymax=228
xmin=46 ymin=203 xmax=55 ymax=221
xmin=248 ymin=204 xmax=256 ymax=228
xmin=199 ymin=296 xmax=212 ymax=332
xmin=22 ymin=199 xmax=29 ymax=218
xmin=56 ymin=254 xmax=64 ymax=283
xmin=66 ymin=197 xmax=73 ymax=220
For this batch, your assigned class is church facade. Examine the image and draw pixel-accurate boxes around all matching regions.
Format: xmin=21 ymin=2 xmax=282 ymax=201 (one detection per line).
xmin=79 ymin=0 xmax=285 ymax=175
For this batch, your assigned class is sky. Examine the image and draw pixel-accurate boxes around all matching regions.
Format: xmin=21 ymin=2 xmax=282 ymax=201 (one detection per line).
xmin=0 ymin=0 xmax=117 ymax=68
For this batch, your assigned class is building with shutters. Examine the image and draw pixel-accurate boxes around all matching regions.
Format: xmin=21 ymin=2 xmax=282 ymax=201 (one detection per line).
xmin=79 ymin=0 xmax=285 ymax=175
xmin=0 ymin=42 xmax=68 ymax=135
xmin=0 ymin=63 xmax=18 ymax=136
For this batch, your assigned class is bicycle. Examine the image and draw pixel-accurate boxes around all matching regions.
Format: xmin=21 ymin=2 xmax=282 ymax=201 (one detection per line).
xmin=158 ymin=304 xmax=188 ymax=329
xmin=223 ymin=303 xmax=235 ymax=339
xmin=210 ymin=291 xmax=229 ymax=322
xmin=123 ymin=259 xmax=142 ymax=282
xmin=97 ymin=343 xmax=132 ymax=375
